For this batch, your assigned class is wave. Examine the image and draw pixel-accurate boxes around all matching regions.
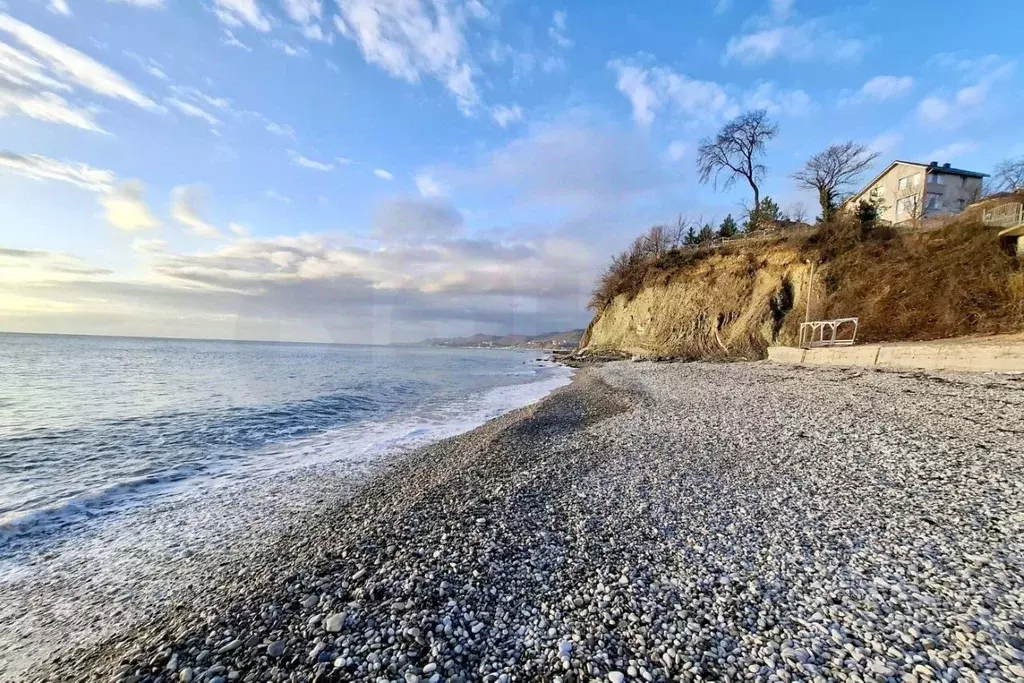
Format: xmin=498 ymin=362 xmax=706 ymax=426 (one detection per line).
xmin=0 ymin=363 xmax=572 ymax=553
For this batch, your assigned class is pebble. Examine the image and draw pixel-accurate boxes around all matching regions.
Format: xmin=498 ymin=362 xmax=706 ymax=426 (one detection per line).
xmin=324 ymin=613 xmax=345 ymax=632
xmin=33 ymin=364 xmax=1024 ymax=683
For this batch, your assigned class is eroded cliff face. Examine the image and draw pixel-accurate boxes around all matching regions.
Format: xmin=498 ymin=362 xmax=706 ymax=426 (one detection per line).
xmin=579 ymin=214 xmax=1024 ymax=360
xmin=578 ymin=245 xmax=813 ymax=360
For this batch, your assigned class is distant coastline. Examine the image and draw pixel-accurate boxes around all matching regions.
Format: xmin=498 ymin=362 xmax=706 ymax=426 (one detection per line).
xmin=415 ymin=329 xmax=585 ymax=351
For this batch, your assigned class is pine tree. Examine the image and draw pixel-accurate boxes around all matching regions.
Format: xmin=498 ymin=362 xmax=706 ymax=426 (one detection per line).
xmin=746 ymin=196 xmax=781 ymax=231
xmin=717 ymin=214 xmax=738 ymax=238
xmin=697 ymin=223 xmax=715 ymax=243
xmin=684 ymin=226 xmax=698 ymax=245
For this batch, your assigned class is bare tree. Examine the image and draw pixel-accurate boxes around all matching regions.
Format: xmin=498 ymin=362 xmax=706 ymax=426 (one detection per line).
xmin=696 ymin=109 xmax=778 ymax=230
xmin=993 ymin=156 xmax=1024 ymax=192
xmin=787 ymin=201 xmax=808 ymax=224
xmin=791 ymin=141 xmax=880 ymax=223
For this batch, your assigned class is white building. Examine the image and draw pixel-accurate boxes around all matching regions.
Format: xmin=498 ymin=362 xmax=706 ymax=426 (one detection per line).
xmin=843 ymin=160 xmax=987 ymax=224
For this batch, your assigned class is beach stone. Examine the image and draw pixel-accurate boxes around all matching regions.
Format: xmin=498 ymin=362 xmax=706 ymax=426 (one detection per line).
xmin=325 ymin=613 xmax=346 ymax=632
xmin=33 ymin=363 xmax=1024 ymax=683
xmin=266 ymin=640 xmax=286 ymax=658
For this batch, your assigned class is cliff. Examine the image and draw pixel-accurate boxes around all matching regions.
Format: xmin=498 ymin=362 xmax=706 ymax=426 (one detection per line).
xmin=578 ymin=213 xmax=1024 ymax=360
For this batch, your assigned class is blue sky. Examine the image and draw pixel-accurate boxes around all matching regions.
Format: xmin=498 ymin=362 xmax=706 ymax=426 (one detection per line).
xmin=1 ymin=0 xmax=1022 ymax=343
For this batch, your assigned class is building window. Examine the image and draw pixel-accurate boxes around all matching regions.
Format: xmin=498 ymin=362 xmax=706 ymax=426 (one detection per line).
xmin=870 ymin=185 xmax=885 ymax=197
xmin=898 ymin=173 xmax=921 ymax=191
xmin=957 ymin=199 xmax=966 ymax=210
xmin=896 ymin=196 xmax=917 ymax=215
xmin=928 ymin=173 xmax=947 ymax=185
xmin=926 ymin=193 xmax=941 ymax=210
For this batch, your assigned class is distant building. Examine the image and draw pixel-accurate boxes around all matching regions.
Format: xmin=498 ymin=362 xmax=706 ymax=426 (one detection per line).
xmin=843 ymin=160 xmax=987 ymax=224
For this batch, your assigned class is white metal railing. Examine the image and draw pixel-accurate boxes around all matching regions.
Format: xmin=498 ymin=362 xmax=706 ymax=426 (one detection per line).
xmin=799 ymin=318 xmax=859 ymax=349
xmin=983 ymin=202 xmax=1023 ymax=229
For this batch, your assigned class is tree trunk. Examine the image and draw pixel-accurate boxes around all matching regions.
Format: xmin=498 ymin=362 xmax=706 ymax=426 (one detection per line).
xmin=749 ymin=177 xmax=760 ymax=231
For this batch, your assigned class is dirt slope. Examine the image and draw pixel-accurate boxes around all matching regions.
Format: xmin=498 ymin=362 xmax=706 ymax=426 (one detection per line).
xmin=579 ymin=213 xmax=1024 ymax=360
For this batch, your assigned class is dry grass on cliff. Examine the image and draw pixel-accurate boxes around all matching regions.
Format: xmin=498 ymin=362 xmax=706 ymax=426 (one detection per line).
xmin=588 ymin=232 xmax=800 ymax=313
xmin=588 ymin=206 xmax=1024 ymax=348
xmin=816 ymin=215 xmax=1024 ymax=342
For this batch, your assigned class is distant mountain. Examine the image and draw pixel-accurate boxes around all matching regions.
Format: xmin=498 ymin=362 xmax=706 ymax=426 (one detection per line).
xmin=418 ymin=329 xmax=585 ymax=350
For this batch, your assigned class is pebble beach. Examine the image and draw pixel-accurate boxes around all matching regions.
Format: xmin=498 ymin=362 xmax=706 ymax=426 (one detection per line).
xmin=18 ymin=361 xmax=1024 ymax=682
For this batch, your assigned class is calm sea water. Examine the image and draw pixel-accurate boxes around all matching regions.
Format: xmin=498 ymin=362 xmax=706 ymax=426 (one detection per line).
xmin=0 ymin=333 xmax=571 ymax=556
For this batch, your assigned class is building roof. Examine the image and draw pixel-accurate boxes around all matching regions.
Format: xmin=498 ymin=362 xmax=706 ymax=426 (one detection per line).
xmin=894 ymin=160 xmax=988 ymax=179
xmin=842 ymin=159 xmax=989 ymax=208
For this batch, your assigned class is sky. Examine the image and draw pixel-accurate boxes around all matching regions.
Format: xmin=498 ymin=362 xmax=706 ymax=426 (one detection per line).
xmin=1 ymin=0 xmax=1022 ymax=343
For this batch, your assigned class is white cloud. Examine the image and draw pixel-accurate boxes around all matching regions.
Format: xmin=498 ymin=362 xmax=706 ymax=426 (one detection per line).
xmin=167 ymin=97 xmax=221 ymax=126
xmin=281 ymin=0 xmax=319 ymax=24
xmin=444 ymin=118 xmax=669 ymax=207
xmin=124 ymin=50 xmax=168 ymax=80
xmin=108 ymin=0 xmax=165 ymax=7
xmin=664 ymin=140 xmax=687 ymax=162
xmin=265 ymin=121 xmax=296 ymax=138
xmin=723 ymin=20 xmax=864 ymax=65
xmin=609 ymin=59 xmax=661 ymax=126
xmin=336 ymin=156 xmax=353 ymax=165
xmin=229 ymin=222 xmax=250 ymax=237
xmin=0 ymin=150 xmax=161 ymax=232
xmin=222 ymin=29 xmax=252 ymax=50
xmin=0 ymin=89 xmax=105 ymax=132
xmin=743 ymin=81 xmax=813 ymax=116
xmin=132 ymin=238 xmax=168 ymax=253
xmin=300 ymin=23 xmax=327 ymax=41
xmin=0 ymin=13 xmax=159 ymax=111
xmin=858 ymin=75 xmax=913 ymax=101
xmin=265 ymin=188 xmax=292 ymax=203
xmin=99 ymin=180 xmax=160 ymax=232
xmin=490 ymin=103 xmax=523 ymax=128
xmin=281 ymin=0 xmax=326 ymax=39
xmin=213 ymin=0 xmax=271 ymax=32
xmin=373 ymin=168 xmax=394 ymax=180
xmin=713 ymin=0 xmax=732 ymax=14
xmin=549 ymin=10 xmax=572 ymax=50
xmin=415 ymin=171 xmax=444 ymax=197
xmin=924 ymin=140 xmax=978 ymax=162
xmin=47 ymin=0 xmax=71 ymax=16
xmin=916 ymin=97 xmax=950 ymax=125
xmin=610 ymin=58 xmax=812 ymax=126
xmin=170 ymin=85 xmax=232 ymax=112
xmin=867 ymin=132 xmax=901 ymax=156
xmin=171 ymin=185 xmax=222 ymax=238
xmin=271 ymin=39 xmax=309 ymax=57
xmin=916 ymin=58 xmax=1014 ymax=128
xmin=0 ymin=149 xmax=113 ymax=191
xmin=289 ymin=149 xmax=334 ymax=171
xmin=334 ymin=0 xmax=482 ymax=115
xmin=465 ymin=0 xmax=489 ymax=20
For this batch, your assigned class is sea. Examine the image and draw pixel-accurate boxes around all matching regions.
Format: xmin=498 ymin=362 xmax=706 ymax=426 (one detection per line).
xmin=0 ymin=333 xmax=571 ymax=559
xmin=0 ymin=334 xmax=571 ymax=664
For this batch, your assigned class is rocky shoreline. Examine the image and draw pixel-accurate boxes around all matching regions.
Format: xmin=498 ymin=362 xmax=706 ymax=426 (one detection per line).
xmin=27 ymin=362 xmax=1024 ymax=682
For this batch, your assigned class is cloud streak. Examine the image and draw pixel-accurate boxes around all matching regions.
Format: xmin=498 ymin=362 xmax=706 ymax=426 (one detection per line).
xmin=334 ymin=0 xmax=482 ymax=114
xmin=171 ymin=185 xmax=222 ymax=239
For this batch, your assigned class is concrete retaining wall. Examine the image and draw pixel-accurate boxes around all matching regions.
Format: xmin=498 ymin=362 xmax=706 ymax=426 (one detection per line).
xmin=768 ymin=342 xmax=1024 ymax=373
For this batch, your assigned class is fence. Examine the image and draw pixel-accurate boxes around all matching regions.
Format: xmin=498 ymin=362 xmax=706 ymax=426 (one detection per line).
xmin=983 ymin=202 xmax=1023 ymax=229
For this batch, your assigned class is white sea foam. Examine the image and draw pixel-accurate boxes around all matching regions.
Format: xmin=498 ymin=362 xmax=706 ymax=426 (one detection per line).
xmin=0 ymin=353 xmax=572 ymax=676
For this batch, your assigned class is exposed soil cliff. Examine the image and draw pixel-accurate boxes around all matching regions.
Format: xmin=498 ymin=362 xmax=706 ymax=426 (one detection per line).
xmin=579 ymin=212 xmax=1024 ymax=360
